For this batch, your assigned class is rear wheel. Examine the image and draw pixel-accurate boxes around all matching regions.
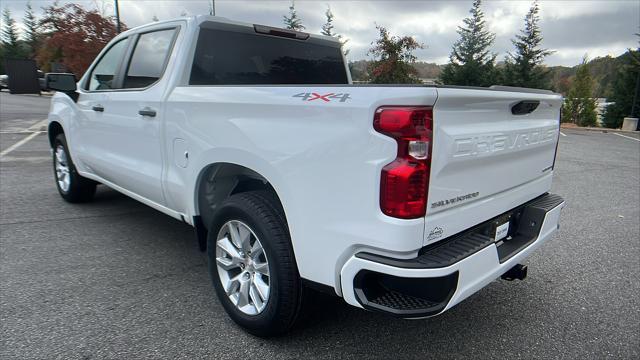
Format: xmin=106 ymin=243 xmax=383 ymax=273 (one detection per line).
xmin=208 ymin=191 xmax=303 ymax=337
xmin=215 ymin=220 xmax=271 ymax=315
xmin=53 ymin=134 xmax=96 ymax=203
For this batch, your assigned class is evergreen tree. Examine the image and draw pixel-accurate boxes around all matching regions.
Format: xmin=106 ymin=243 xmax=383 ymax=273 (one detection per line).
xmin=321 ymin=7 xmax=334 ymax=36
xmin=439 ymin=0 xmax=496 ymax=86
xmin=321 ymin=6 xmax=349 ymax=56
xmin=283 ymin=1 xmax=305 ymax=31
xmin=1 ymin=8 xmax=23 ymax=59
xmin=502 ymin=0 xmax=553 ymax=89
xmin=602 ymin=49 xmax=640 ymax=128
xmin=40 ymin=1 xmax=63 ymax=34
xmin=23 ymin=2 xmax=40 ymax=57
xmin=367 ymin=25 xmax=423 ymax=84
xmin=152 ymin=15 xmax=159 ymax=22
xmin=562 ymin=58 xmax=597 ymax=127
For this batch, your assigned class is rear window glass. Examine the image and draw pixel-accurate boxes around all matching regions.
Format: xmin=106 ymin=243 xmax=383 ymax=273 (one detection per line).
xmin=190 ymin=28 xmax=348 ymax=85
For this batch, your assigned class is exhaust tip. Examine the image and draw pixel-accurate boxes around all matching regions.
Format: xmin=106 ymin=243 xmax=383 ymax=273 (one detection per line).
xmin=501 ymin=264 xmax=528 ymax=281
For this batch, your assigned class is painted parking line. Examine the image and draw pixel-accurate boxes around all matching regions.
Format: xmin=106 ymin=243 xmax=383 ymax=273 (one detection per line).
xmin=612 ymin=133 xmax=640 ymax=142
xmin=28 ymin=119 xmax=49 ymax=132
xmin=0 ymin=119 xmax=48 ymax=134
xmin=559 ymin=131 xmax=567 ymax=137
xmin=0 ymin=130 xmax=45 ymax=134
xmin=0 ymin=132 xmax=41 ymax=158
xmin=0 ymin=119 xmax=48 ymax=158
xmin=0 ymin=155 xmax=50 ymax=162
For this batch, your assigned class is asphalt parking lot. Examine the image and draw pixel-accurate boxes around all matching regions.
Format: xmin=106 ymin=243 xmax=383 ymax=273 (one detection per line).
xmin=1 ymin=92 xmax=639 ymax=359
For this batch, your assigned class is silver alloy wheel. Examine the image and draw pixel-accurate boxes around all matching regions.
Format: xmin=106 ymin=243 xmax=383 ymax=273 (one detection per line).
xmin=54 ymin=145 xmax=71 ymax=192
xmin=215 ymin=220 xmax=270 ymax=315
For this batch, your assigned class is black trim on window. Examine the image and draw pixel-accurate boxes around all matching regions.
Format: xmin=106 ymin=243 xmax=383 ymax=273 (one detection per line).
xmin=112 ymin=33 xmax=139 ymax=90
xmin=82 ymin=26 xmax=180 ymax=93
xmin=83 ymin=37 xmax=130 ymax=91
xmin=120 ymin=26 xmax=180 ymax=90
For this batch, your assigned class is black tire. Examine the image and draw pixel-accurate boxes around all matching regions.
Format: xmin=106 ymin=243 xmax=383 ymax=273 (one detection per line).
xmin=207 ymin=191 xmax=303 ymax=337
xmin=52 ymin=133 xmax=97 ymax=203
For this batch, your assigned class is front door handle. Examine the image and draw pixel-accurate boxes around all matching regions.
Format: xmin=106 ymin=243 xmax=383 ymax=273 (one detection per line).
xmin=92 ymin=104 xmax=104 ymax=112
xmin=138 ymin=107 xmax=156 ymax=117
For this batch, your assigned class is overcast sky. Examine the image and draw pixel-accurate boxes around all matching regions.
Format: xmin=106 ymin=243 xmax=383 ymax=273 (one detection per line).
xmin=2 ymin=0 xmax=638 ymax=66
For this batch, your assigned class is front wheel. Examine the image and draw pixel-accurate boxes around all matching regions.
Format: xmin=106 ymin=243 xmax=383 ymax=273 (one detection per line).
xmin=53 ymin=134 xmax=96 ymax=203
xmin=208 ymin=191 xmax=303 ymax=337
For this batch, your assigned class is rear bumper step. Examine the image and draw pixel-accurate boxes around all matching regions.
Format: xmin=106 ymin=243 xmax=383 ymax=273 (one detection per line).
xmin=356 ymin=193 xmax=564 ymax=268
xmin=344 ymin=193 xmax=564 ymax=318
xmin=354 ymin=271 xmax=458 ymax=318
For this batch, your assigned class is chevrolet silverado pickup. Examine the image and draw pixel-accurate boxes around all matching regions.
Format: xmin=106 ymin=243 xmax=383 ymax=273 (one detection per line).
xmin=45 ymin=16 xmax=565 ymax=336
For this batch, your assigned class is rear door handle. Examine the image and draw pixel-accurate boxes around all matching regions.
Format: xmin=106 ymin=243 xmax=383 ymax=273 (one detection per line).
xmin=92 ymin=105 xmax=104 ymax=112
xmin=138 ymin=107 xmax=156 ymax=117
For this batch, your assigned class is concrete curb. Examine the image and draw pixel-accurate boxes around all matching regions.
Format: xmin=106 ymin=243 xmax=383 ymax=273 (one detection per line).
xmin=560 ymin=125 xmax=639 ymax=134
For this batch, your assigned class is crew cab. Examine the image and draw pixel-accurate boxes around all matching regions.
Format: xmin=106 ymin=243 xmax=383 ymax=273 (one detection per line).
xmin=46 ymin=16 xmax=565 ymax=336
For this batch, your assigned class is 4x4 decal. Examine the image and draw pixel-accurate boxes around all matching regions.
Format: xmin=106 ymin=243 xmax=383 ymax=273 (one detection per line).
xmin=293 ymin=92 xmax=351 ymax=103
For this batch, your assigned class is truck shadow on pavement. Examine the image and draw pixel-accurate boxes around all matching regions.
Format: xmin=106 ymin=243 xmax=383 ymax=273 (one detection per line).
xmin=36 ymin=187 xmax=555 ymax=357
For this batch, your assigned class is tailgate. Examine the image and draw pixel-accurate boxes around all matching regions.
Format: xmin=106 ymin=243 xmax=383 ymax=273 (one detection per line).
xmin=425 ymin=87 xmax=562 ymax=242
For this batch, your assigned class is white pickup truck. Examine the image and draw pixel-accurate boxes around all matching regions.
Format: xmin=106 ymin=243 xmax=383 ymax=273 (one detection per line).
xmin=46 ymin=16 xmax=565 ymax=336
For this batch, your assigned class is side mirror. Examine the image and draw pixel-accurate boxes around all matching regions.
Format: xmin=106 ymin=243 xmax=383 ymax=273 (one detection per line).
xmin=45 ymin=73 xmax=77 ymax=92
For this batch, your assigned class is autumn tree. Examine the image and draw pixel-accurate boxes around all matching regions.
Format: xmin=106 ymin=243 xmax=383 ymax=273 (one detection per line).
xmin=562 ymin=58 xmax=597 ymax=127
xmin=321 ymin=6 xmax=349 ymax=56
xmin=283 ymin=1 xmax=305 ymax=31
xmin=367 ymin=25 xmax=423 ymax=84
xmin=439 ymin=0 xmax=497 ymax=86
xmin=37 ymin=3 xmax=123 ymax=75
xmin=502 ymin=0 xmax=553 ymax=89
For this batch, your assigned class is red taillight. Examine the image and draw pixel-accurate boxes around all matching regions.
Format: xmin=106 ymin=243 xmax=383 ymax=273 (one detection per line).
xmin=374 ymin=107 xmax=433 ymax=219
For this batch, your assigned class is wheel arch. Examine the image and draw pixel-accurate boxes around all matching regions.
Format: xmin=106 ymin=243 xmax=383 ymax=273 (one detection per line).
xmin=48 ymin=121 xmax=64 ymax=148
xmin=193 ymin=162 xmax=289 ymax=251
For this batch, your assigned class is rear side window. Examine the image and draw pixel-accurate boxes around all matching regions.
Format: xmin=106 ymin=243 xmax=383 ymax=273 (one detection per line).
xmin=190 ymin=28 xmax=348 ymax=85
xmin=87 ymin=38 xmax=129 ymax=91
xmin=124 ymin=28 xmax=176 ymax=89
